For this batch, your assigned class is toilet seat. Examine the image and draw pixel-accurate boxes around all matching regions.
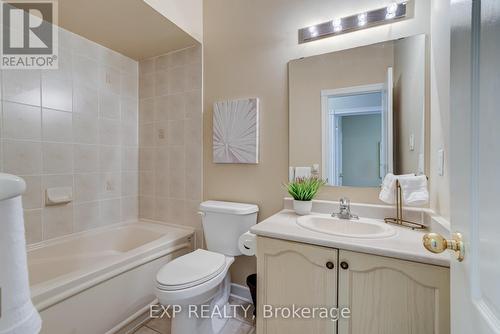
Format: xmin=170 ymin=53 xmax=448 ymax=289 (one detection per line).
xmin=156 ymin=249 xmax=226 ymax=291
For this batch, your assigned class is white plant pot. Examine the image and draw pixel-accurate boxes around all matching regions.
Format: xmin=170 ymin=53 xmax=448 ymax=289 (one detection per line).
xmin=293 ymin=200 xmax=312 ymax=216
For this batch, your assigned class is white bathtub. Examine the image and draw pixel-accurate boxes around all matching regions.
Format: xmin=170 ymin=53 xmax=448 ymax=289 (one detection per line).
xmin=28 ymin=220 xmax=194 ymax=334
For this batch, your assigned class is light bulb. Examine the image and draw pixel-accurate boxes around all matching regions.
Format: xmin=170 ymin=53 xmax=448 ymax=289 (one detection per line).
xmin=386 ymin=2 xmax=398 ymax=19
xmin=332 ymin=18 xmax=342 ymax=32
xmin=309 ymin=26 xmax=318 ymax=37
xmin=387 ymin=2 xmax=398 ymax=13
xmin=358 ymin=13 xmax=367 ymax=26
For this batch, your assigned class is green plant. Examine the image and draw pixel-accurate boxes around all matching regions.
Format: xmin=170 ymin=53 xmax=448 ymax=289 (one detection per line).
xmin=284 ymin=177 xmax=326 ymax=201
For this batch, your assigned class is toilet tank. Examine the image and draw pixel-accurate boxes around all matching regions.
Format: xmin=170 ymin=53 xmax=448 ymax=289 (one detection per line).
xmin=199 ymin=201 xmax=259 ymax=256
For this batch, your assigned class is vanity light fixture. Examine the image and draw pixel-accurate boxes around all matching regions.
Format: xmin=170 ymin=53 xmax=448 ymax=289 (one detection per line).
xmin=298 ymin=1 xmax=410 ymax=44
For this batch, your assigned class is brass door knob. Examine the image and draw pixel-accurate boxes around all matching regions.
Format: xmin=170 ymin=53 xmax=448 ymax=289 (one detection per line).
xmin=423 ymin=232 xmax=465 ymax=262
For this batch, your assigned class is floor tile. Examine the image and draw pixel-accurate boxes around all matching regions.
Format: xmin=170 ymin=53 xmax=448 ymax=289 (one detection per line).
xmin=229 ymin=297 xmax=255 ymax=325
xmin=220 ymin=319 xmax=254 ymax=334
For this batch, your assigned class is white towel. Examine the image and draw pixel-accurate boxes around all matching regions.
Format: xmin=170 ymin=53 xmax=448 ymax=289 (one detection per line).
xmin=379 ymin=173 xmax=397 ymax=204
xmin=379 ymin=173 xmax=417 ymax=204
xmin=0 ymin=196 xmax=42 ymax=334
xmin=399 ymin=175 xmax=429 ymax=206
xmin=294 ymin=167 xmax=311 ymax=180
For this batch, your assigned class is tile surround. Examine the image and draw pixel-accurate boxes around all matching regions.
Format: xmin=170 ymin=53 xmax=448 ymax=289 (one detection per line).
xmin=0 ymin=30 xmax=201 ymax=247
xmin=0 ymin=28 xmax=139 ymax=244
xmin=138 ymin=46 xmax=203 ymax=247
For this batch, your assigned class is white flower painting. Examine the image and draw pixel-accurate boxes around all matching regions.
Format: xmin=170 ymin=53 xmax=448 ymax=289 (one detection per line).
xmin=213 ymin=98 xmax=259 ymax=164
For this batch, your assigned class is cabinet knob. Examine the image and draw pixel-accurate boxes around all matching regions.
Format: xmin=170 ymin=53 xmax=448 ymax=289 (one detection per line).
xmin=340 ymin=261 xmax=349 ymax=270
xmin=326 ymin=261 xmax=334 ymax=269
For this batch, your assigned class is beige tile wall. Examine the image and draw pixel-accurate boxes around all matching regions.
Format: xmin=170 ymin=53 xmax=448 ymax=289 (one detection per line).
xmin=138 ymin=46 xmax=203 ymax=246
xmin=0 ymin=29 xmax=139 ymax=244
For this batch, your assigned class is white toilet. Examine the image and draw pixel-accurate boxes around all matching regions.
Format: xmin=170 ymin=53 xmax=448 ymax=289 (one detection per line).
xmin=155 ymin=201 xmax=259 ymax=334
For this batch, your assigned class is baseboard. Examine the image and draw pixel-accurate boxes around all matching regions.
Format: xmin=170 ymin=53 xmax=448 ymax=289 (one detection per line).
xmin=230 ymin=283 xmax=253 ymax=303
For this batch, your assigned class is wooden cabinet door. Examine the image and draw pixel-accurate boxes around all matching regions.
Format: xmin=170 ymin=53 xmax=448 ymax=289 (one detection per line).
xmin=256 ymin=237 xmax=338 ymax=334
xmin=337 ymin=250 xmax=450 ymax=334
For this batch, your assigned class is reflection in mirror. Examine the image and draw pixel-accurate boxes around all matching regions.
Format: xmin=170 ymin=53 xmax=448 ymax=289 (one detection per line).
xmin=322 ymin=85 xmax=388 ymax=187
xmin=289 ymin=34 xmax=426 ymax=188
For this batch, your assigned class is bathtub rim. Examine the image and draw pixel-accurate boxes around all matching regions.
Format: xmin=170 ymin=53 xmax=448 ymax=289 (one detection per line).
xmin=27 ymin=219 xmax=195 ymax=252
xmin=29 ymin=220 xmax=194 ymax=311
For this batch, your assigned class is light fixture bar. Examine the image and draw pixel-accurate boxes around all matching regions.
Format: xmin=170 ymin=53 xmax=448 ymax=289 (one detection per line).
xmin=298 ymin=2 xmax=409 ymax=44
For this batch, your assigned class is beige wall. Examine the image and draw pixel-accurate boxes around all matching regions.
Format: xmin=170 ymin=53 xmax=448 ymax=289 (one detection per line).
xmin=393 ymin=34 xmax=426 ymax=174
xmin=204 ymin=0 xmax=433 ymax=284
xmin=138 ymin=46 xmax=204 ymax=246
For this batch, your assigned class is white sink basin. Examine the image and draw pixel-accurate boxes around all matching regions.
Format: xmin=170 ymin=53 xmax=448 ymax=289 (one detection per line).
xmin=296 ymin=214 xmax=396 ymax=239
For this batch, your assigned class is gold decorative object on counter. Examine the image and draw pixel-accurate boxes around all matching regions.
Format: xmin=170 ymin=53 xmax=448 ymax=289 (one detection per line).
xmin=384 ymin=179 xmax=426 ymax=230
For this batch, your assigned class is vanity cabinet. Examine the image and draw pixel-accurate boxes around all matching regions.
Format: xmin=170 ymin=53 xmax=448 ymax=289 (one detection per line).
xmin=256 ymin=237 xmax=338 ymax=334
xmin=337 ymin=250 xmax=450 ymax=334
xmin=256 ymin=236 xmax=450 ymax=334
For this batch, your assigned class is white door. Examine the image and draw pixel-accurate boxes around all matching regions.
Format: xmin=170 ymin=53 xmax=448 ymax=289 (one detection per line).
xmin=449 ymin=0 xmax=500 ymax=332
xmin=381 ymin=67 xmax=393 ymax=177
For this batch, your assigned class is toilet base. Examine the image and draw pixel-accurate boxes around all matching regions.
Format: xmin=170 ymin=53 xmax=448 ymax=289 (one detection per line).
xmin=170 ymin=273 xmax=232 ymax=334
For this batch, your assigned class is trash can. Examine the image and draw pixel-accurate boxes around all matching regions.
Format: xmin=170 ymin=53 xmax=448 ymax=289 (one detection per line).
xmin=246 ymin=274 xmax=257 ymax=316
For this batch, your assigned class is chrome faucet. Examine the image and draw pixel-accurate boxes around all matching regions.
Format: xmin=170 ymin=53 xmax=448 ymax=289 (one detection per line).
xmin=332 ymin=197 xmax=359 ymax=220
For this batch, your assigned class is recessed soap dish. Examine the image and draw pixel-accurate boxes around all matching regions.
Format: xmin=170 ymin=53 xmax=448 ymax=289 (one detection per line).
xmin=45 ymin=187 xmax=73 ymax=206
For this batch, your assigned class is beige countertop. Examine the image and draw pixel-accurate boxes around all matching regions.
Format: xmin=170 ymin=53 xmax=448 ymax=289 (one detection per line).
xmin=251 ymin=209 xmax=450 ymax=268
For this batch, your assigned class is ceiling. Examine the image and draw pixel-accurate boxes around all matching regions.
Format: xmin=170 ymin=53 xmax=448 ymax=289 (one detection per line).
xmin=58 ymin=0 xmax=198 ymax=60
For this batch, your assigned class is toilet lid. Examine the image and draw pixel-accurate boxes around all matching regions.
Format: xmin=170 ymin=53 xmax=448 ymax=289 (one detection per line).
xmin=156 ymin=249 xmax=226 ymax=290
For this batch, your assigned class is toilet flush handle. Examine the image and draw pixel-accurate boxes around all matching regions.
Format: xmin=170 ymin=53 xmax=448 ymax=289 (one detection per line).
xmin=197 ymin=211 xmax=205 ymax=217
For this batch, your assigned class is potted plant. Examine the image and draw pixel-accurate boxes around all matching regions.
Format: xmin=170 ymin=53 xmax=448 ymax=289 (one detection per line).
xmin=284 ymin=176 xmax=326 ymax=215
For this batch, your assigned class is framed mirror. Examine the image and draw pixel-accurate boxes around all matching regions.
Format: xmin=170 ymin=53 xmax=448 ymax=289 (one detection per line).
xmin=289 ymin=34 xmax=426 ymax=188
